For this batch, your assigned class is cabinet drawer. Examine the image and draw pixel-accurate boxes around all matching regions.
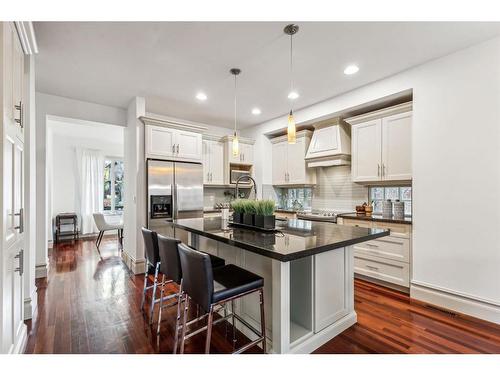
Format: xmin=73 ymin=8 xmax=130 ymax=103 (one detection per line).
xmin=342 ymin=218 xmax=373 ymax=229
xmin=354 ymin=255 xmax=409 ymax=287
xmin=354 ymin=237 xmax=410 ymax=263
xmin=372 ymin=222 xmax=411 ymax=238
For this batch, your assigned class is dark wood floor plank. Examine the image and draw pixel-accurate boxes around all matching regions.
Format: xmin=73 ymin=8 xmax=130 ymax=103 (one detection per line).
xmin=24 ymin=238 xmax=500 ymax=354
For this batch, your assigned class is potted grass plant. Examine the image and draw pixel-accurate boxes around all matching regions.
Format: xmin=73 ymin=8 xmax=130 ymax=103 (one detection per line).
xmin=255 ymin=200 xmax=276 ymax=229
xmin=242 ymin=199 xmax=257 ymax=226
xmin=231 ymin=199 xmax=244 ymax=223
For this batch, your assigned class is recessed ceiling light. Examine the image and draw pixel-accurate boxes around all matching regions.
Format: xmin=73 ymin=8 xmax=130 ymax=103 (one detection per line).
xmin=344 ymin=65 xmax=359 ymax=75
xmin=251 ymin=108 xmax=261 ymax=115
xmin=288 ymin=91 xmax=299 ymax=100
xmin=196 ymin=92 xmax=207 ymax=101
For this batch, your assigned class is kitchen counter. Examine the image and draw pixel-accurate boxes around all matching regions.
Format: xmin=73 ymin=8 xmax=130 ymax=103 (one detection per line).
xmin=338 ymin=212 xmax=412 ymax=225
xmin=172 ymin=217 xmax=389 ymax=262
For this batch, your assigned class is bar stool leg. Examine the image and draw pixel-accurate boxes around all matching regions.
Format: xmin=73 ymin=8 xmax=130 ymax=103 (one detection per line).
xmin=205 ymin=305 xmax=214 ymax=354
xmin=157 ymin=274 xmax=166 ymax=336
xmin=173 ymin=280 xmax=183 ymax=354
xmin=259 ymin=288 xmax=266 ymax=353
xmin=180 ymin=296 xmax=190 ymax=354
xmin=231 ymin=299 xmax=236 ymax=343
xmin=149 ymin=262 xmax=160 ymax=325
xmin=140 ymin=263 xmax=149 ymax=311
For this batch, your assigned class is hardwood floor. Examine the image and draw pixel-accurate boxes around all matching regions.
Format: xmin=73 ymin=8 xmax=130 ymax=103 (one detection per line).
xmin=25 ymin=238 xmax=500 ymax=354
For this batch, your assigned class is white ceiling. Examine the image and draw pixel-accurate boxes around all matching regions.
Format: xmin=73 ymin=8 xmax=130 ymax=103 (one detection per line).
xmin=34 ymin=22 xmax=500 ymax=129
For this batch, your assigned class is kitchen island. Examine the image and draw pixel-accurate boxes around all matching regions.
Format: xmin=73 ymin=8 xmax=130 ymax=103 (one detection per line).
xmin=171 ymin=217 xmax=389 ymax=353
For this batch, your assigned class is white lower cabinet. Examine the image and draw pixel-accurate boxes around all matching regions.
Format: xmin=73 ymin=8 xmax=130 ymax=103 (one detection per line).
xmin=314 ymin=248 xmax=349 ymax=332
xmin=341 ymin=218 xmax=412 ymax=289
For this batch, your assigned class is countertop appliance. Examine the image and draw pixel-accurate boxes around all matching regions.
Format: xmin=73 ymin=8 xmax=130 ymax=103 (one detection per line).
xmin=147 ymin=159 xmax=203 ymax=238
xmin=296 ymin=209 xmax=354 ymax=223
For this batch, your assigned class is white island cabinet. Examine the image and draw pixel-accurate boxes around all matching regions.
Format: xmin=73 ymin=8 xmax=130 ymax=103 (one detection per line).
xmin=172 ymin=217 xmax=389 ymax=353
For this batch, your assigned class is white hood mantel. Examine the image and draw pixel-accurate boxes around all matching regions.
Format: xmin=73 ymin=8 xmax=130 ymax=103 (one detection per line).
xmin=305 ymin=118 xmax=351 ymax=167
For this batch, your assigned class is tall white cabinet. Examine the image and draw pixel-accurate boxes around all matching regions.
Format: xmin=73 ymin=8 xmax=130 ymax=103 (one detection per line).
xmin=346 ymin=102 xmax=412 ymax=183
xmin=202 ymin=136 xmax=224 ymax=185
xmin=272 ymin=130 xmax=316 ymax=186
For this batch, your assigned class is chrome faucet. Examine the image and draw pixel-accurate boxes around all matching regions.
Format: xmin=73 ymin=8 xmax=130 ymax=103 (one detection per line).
xmin=235 ymin=175 xmax=257 ymax=200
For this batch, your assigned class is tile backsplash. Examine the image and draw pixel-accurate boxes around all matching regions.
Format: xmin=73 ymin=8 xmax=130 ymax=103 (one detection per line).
xmin=312 ymin=166 xmax=368 ymax=211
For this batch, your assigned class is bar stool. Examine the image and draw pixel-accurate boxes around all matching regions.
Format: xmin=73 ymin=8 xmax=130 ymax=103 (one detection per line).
xmin=156 ymin=235 xmax=226 ymax=353
xmin=177 ymin=243 xmax=266 ymax=354
xmin=140 ymin=227 xmax=162 ymax=324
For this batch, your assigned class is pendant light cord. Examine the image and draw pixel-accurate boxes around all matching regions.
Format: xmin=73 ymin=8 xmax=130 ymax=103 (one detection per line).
xmin=234 ymin=73 xmax=237 ymax=134
xmin=289 ymin=32 xmax=294 ymax=113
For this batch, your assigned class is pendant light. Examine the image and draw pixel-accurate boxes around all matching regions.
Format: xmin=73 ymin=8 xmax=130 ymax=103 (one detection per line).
xmin=284 ymin=24 xmax=299 ymax=144
xmin=230 ymin=68 xmax=241 ymax=156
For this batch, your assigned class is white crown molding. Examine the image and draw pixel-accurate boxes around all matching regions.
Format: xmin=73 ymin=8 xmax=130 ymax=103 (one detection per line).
xmin=139 ymin=115 xmax=207 ymax=133
xmin=14 ymin=22 xmax=38 ymax=55
xmin=221 ymin=135 xmax=255 ymax=145
xmin=270 ymin=129 xmax=313 ymax=144
xmin=345 ymin=102 xmax=413 ymax=125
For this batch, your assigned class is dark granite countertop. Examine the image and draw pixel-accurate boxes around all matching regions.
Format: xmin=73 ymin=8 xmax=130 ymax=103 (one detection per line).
xmin=171 ymin=217 xmax=389 ymax=262
xmin=338 ymin=213 xmax=412 ymax=225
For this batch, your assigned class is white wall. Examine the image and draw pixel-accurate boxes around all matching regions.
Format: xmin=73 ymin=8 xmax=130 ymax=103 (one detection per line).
xmin=243 ymin=37 xmax=500 ymax=322
xmin=35 ymin=92 xmax=126 ymax=277
xmin=47 ymin=120 xmax=124 ymax=237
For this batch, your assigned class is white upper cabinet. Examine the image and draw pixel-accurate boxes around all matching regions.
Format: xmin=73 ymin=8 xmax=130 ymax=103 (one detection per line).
xmin=143 ymin=118 xmax=205 ymax=162
xmin=346 ymin=103 xmax=412 ymax=183
xmin=272 ymin=141 xmax=288 ymax=185
xmin=146 ymin=125 xmax=176 ymax=159
xmin=222 ymin=135 xmax=254 ymax=165
xmin=351 ymin=119 xmax=382 ymax=182
xmin=271 ymin=130 xmax=316 ymax=186
xmin=382 ymin=112 xmax=412 ymax=181
xmin=203 ymin=138 xmax=224 ymax=185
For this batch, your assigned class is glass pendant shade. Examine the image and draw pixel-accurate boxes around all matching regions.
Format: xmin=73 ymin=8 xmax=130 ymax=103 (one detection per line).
xmin=287 ymin=110 xmax=296 ymax=144
xmin=232 ymin=132 xmax=239 ymax=156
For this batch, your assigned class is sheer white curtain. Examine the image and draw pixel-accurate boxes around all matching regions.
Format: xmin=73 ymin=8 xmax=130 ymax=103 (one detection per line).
xmin=76 ymin=149 xmax=104 ymax=234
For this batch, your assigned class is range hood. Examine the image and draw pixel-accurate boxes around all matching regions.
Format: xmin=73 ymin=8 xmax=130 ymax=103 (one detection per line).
xmin=305 ymin=118 xmax=351 ymax=168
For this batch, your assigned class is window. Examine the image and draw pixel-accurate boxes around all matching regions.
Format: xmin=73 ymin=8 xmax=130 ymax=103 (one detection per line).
xmin=275 ymin=187 xmax=312 ymax=211
xmin=103 ymin=158 xmax=124 ymax=211
xmin=369 ymin=186 xmax=412 ymax=216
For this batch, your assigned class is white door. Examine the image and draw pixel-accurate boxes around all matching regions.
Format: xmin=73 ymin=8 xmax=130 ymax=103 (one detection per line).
xmin=351 ymin=120 xmax=382 ymax=182
xmin=287 ymin=137 xmax=307 ymax=184
xmin=209 ymin=141 xmax=224 ymax=184
xmin=176 ymin=130 xmax=202 ymax=161
xmin=272 ymin=141 xmax=288 ymax=185
xmin=202 ymin=140 xmax=211 ymax=184
xmin=146 ymin=125 xmax=175 ymax=159
xmin=382 ymin=112 xmax=412 ymax=181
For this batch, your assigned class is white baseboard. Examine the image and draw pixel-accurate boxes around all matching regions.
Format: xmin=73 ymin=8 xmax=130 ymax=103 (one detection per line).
xmin=121 ymin=251 xmax=146 ymax=274
xmin=35 ymin=263 xmax=48 ymax=279
xmin=9 ymin=323 xmax=27 ymax=354
xmin=23 ymin=289 xmax=38 ymax=320
xmin=411 ymin=282 xmax=500 ymax=324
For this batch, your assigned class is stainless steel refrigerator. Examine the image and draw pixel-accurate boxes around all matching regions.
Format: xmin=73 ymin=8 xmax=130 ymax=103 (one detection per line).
xmin=147 ymin=159 xmax=203 ymax=242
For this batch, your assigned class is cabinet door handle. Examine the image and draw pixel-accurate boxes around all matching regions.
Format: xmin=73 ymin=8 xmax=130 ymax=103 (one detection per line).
xmin=366 ymin=265 xmax=379 ymax=271
xmin=377 ymin=164 xmax=380 ymax=177
xmin=366 ymin=243 xmax=379 ymax=248
xmin=14 ymin=101 xmax=23 ymax=129
xmin=176 ymin=144 xmax=179 ymax=154
xmin=14 ymin=249 xmax=24 ymax=276
xmin=14 ymin=208 xmax=24 ymax=233
xmin=172 ymin=144 xmax=175 ymax=153
xmin=382 ymin=164 xmax=386 ymax=177
xmin=210 ymin=172 xmax=212 ymax=182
